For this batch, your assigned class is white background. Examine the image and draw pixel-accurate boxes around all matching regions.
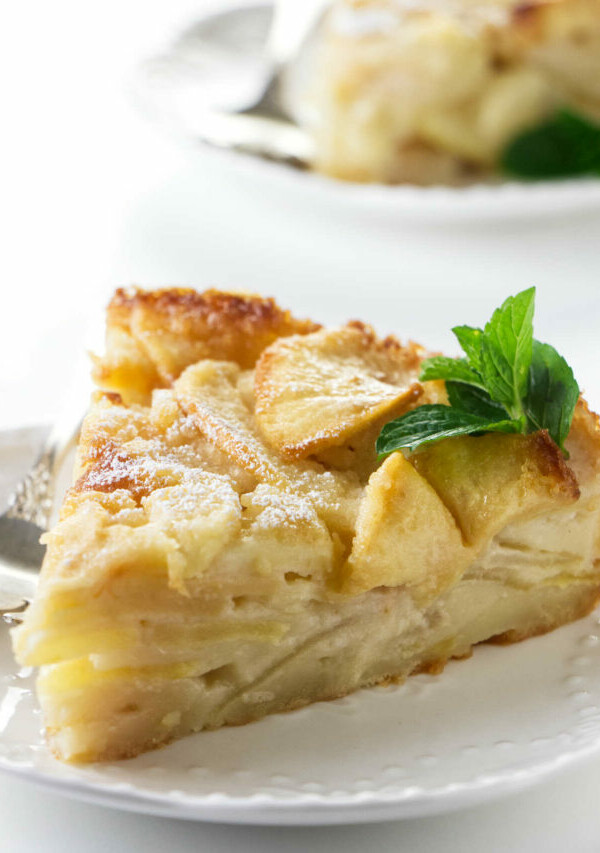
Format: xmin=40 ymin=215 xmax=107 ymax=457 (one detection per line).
xmin=2 ymin=0 xmax=600 ymax=849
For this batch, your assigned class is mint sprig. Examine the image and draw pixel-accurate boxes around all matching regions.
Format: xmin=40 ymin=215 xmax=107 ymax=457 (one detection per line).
xmin=419 ymin=356 xmax=485 ymax=388
xmin=376 ymin=288 xmax=579 ymax=457
xmin=501 ymin=109 xmax=600 ymax=179
xmin=377 ymin=406 xmax=520 ymax=455
xmin=480 ymin=285 xmax=535 ymax=424
xmin=445 ymin=382 xmax=507 ymax=421
xmin=526 ymin=340 xmax=579 ymax=450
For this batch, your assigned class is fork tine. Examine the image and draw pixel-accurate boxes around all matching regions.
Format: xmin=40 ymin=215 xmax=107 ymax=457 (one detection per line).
xmin=2 ymin=603 xmax=29 ymax=625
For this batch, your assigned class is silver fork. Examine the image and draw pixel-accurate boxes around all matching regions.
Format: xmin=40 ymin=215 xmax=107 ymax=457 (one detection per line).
xmin=136 ymin=1 xmax=328 ymax=167
xmin=0 ymin=417 xmax=79 ymax=621
xmin=235 ymin=0 xmax=329 ymax=121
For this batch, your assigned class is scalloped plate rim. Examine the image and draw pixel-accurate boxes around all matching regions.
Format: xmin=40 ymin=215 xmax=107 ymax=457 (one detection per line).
xmin=2 ymin=734 xmax=600 ymax=825
xmin=3 ymin=610 xmax=600 ymax=824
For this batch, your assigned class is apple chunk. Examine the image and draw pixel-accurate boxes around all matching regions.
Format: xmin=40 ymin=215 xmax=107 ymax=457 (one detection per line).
xmin=343 ymin=451 xmax=471 ymax=600
xmin=411 ymin=431 xmax=579 ymax=549
xmin=255 ymin=324 xmax=422 ymax=460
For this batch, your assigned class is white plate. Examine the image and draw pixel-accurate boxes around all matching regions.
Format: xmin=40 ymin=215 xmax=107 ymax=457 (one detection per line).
xmin=3 ymin=431 xmax=600 ymax=825
xmin=3 ymin=605 xmax=600 ymax=824
xmin=132 ymin=3 xmax=600 ymax=224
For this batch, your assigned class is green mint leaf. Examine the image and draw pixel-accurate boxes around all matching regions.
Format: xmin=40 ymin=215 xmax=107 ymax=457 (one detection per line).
xmin=378 ymin=287 xmax=580 ymax=458
xmin=480 ymin=287 xmax=535 ymax=420
xmin=419 ymin=356 xmax=484 ymax=388
xmin=446 ymin=382 xmax=510 ymax=421
xmin=525 ymin=339 xmax=579 ymax=452
xmin=376 ymin=405 xmax=521 ymax=455
xmin=452 ymin=325 xmax=484 ymax=373
xmin=501 ymin=109 xmax=600 ymax=179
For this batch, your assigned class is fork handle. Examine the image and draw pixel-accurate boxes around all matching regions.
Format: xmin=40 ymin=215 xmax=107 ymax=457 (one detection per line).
xmin=6 ymin=369 xmax=87 ymax=529
xmin=266 ymin=0 xmax=329 ymax=67
xmin=5 ymin=442 xmax=59 ymax=529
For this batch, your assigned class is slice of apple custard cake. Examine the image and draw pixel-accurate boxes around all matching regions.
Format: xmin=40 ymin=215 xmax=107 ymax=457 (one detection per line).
xmin=12 ymin=287 xmax=600 ymax=763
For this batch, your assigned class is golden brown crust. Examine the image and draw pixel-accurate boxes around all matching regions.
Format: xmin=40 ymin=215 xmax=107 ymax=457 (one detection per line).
xmin=94 ymin=287 xmax=320 ymax=404
xmin=73 ymin=440 xmax=172 ymax=503
xmin=565 ymin=397 xmax=600 ymax=490
xmin=529 ymin=430 xmax=580 ymax=495
xmin=100 ymin=391 xmax=124 ymax=406
xmin=575 ymin=395 xmax=600 ymax=433
xmin=70 ymin=392 xmax=164 ymax=502
xmin=108 ymin=287 xmax=319 ymax=347
xmin=343 ymin=320 xmax=426 ymax=368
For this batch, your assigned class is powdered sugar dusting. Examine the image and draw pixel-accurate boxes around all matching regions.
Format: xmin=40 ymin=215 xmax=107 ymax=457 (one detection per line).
xmin=74 ymin=358 xmax=363 ymax=550
xmin=242 ymin=483 xmax=318 ymax=531
xmin=76 ymin=439 xmax=185 ymax=501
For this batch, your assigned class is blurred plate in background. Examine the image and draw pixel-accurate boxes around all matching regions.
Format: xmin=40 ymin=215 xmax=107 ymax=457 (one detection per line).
xmin=132 ymin=3 xmax=600 ymax=224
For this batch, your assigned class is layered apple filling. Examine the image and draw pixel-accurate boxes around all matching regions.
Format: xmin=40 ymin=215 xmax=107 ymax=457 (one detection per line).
xmin=12 ymin=289 xmax=600 ymax=762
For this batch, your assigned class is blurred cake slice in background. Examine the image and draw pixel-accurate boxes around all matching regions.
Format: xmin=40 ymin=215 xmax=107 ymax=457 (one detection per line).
xmin=292 ymin=0 xmax=600 ymax=184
